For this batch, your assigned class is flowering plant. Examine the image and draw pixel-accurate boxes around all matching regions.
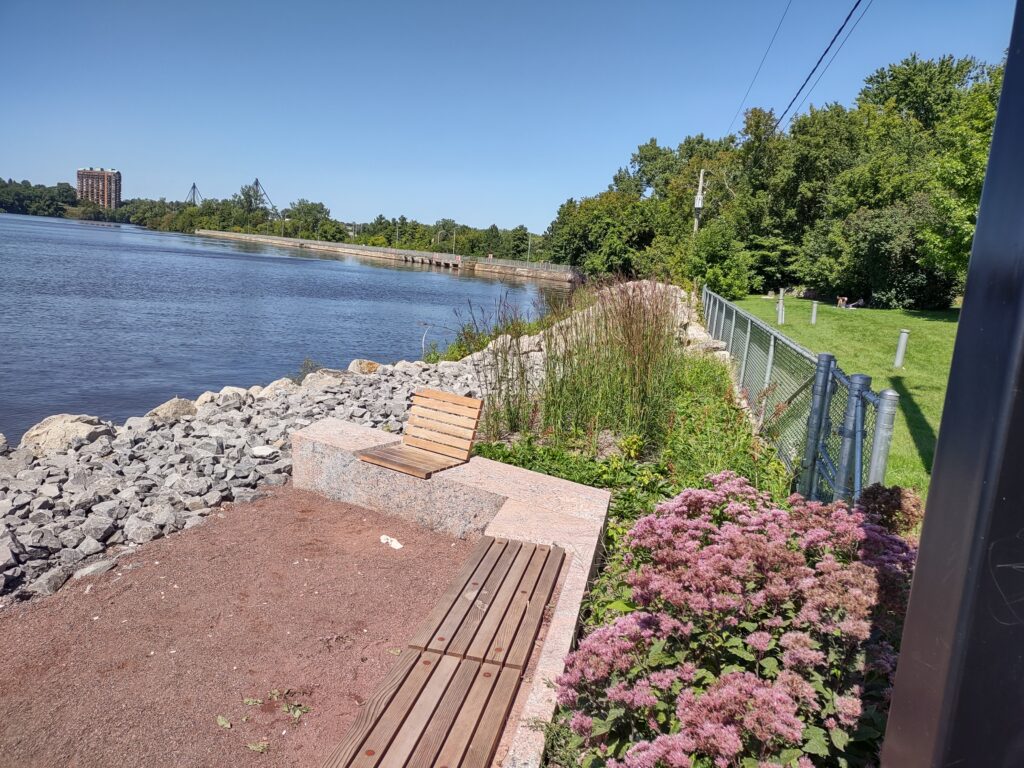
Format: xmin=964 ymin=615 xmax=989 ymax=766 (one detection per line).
xmin=555 ymin=472 xmax=915 ymax=767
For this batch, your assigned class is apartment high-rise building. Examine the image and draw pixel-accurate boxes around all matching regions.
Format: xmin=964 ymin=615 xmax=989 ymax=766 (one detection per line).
xmin=76 ymin=168 xmax=122 ymax=209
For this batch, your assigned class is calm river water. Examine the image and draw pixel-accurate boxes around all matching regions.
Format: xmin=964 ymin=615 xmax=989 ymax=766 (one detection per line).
xmin=0 ymin=214 xmax=556 ymax=442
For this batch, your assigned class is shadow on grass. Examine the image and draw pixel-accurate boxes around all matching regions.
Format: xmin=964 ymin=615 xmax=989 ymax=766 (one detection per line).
xmin=891 ymin=376 xmax=938 ymax=476
xmin=903 ymin=308 xmax=961 ymax=324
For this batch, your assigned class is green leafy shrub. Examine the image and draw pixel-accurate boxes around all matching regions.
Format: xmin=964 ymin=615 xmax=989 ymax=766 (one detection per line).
xmin=665 ymin=355 xmax=792 ymax=498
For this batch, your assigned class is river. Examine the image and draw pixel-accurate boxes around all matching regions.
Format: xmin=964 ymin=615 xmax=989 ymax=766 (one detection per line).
xmin=0 ymin=214 xmax=557 ymax=442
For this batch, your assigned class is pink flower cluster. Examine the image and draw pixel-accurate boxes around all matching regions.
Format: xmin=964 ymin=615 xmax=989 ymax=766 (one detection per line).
xmin=556 ymin=472 xmax=916 ymax=767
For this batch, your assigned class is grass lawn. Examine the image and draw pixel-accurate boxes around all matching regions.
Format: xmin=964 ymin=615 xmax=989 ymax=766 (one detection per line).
xmin=734 ymin=295 xmax=959 ymax=498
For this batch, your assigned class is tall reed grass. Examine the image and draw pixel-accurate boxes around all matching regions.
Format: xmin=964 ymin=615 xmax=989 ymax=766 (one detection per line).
xmin=457 ymin=298 xmax=538 ymax=441
xmin=540 ymin=281 xmax=684 ymax=450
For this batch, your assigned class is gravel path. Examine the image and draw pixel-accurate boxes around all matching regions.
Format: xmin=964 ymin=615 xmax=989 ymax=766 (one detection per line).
xmin=0 ymin=486 xmax=477 ymax=768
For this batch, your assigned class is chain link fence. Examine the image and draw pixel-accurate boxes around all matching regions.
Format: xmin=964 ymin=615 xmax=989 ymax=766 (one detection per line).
xmin=701 ymin=287 xmax=900 ymax=502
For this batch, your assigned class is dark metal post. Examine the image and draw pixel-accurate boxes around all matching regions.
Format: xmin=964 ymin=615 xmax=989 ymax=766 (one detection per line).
xmin=833 ymin=373 xmax=870 ymax=502
xmin=799 ymin=353 xmax=835 ymax=496
xmin=882 ymin=5 xmax=1024 ymax=764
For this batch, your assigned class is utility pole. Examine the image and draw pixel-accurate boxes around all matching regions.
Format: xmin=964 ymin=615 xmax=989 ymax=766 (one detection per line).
xmin=527 ymin=233 xmax=532 ymax=261
xmin=693 ymin=168 xmax=706 ymax=234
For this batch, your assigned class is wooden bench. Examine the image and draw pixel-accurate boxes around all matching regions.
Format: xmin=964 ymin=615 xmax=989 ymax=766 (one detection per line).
xmin=322 ymin=536 xmax=565 ymax=768
xmin=356 ymin=389 xmax=483 ymax=479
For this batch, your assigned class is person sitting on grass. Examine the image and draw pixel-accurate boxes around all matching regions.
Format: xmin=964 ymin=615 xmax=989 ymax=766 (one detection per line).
xmin=837 ymin=296 xmax=848 ymax=308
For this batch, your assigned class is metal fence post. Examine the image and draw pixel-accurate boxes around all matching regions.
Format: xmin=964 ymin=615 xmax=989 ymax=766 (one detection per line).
xmin=763 ymin=335 xmax=776 ymax=390
xmin=716 ymin=298 xmax=726 ymax=339
xmin=868 ymin=389 xmax=900 ymax=485
xmin=727 ymin=306 xmax=737 ymax=352
xmin=799 ymin=353 xmax=836 ymax=496
xmin=833 ymin=373 xmax=872 ymax=502
xmin=739 ymin=317 xmax=752 ymax=388
xmin=894 ymin=328 xmax=910 ymax=368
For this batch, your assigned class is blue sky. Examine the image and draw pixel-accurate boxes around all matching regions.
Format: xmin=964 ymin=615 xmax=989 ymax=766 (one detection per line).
xmin=1 ymin=0 xmax=1015 ymax=231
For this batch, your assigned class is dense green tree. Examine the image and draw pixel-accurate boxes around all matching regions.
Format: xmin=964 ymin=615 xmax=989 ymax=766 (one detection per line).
xmin=541 ymin=53 xmax=1002 ymax=308
xmin=859 ymin=54 xmax=985 ymax=131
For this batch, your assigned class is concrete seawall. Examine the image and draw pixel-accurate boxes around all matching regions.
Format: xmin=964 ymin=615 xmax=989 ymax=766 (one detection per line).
xmin=193 ymin=230 xmax=578 ymax=284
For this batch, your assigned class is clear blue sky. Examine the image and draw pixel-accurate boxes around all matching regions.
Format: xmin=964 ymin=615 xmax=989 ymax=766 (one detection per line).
xmin=1 ymin=0 xmax=1015 ymax=231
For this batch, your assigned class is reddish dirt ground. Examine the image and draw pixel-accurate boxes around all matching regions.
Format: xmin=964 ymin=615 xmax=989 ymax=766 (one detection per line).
xmin=0 ymin=487 xmax=478 ymax=768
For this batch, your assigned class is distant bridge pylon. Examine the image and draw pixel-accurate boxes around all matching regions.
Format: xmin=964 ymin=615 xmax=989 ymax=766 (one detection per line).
xmin=185 ymin=182 xmax=203 ymax=206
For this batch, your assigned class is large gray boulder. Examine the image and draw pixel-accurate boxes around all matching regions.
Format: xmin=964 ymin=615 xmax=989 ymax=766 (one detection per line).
xmin=301 ymin=368 xmax=348 ymax=390
xmin=124 ymin=514 xmax=161 ymax=544
xmin=27 ymin=565 xmax=71 ymax=596
xmin=19 ymin=414 xmax=113 ymax=455
xmin=348 ymin=359 xmax=381 ymax=374
xmin=146 ymin=397 xmax=196 ymax=423
xmin=257 ymin=377 xmax=298 ymax=398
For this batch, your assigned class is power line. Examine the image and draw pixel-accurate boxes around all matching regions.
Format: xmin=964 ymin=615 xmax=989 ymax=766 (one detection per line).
xmin=772 ymin=0 xmax=865 ymax=130
xmin=789 ymin=0 xmax=876 ymax=122
xmin=726 ymin=0 xmax=794 ymax=135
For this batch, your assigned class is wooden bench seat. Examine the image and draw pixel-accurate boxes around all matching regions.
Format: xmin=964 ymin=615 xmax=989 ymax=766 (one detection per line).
xmin=356 ymin=389 xmax=484 ymax=479
xmin=322 ymin=536 xmax=565 ymax=768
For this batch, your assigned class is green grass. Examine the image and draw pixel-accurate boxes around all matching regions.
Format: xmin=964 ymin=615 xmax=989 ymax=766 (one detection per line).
xmin=734 ymin=295 xmax=958 ymax=497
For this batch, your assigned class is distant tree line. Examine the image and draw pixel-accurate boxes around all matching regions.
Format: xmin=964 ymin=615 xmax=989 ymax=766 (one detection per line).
xmin=0 ymin=178 xmax=548 ymax=263
xmin=0 ymin=178 xmax=77 ymax=217
xmin=544 ymin=54 xmax=1002 ymax=309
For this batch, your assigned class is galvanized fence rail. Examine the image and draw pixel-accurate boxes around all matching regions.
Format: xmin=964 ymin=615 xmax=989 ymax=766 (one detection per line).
xmin=701 ymin=287 xmax=899 ymax=502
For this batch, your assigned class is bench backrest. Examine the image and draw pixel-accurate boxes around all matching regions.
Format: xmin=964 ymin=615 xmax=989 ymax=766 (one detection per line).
xmin=403 ymin=388 xmax=483 ymax=462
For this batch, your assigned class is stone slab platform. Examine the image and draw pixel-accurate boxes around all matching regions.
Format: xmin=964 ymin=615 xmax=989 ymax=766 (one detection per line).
xmin=292 ymin=418 xmax=611 ymax=767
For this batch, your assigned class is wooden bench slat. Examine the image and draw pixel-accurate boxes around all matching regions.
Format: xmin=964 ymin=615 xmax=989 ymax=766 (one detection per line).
xmin=357 ymin=445 xmax=461 ymax=479
xmin=322 ymin=539 xmax=566 ymax=768
xmin=461 ymin=665 xmax=521 ymax=767
xmin=412 ymin=394 xmax=481 ymax=419
xmin=407 ymin=537 xmax=495 ymax=650
xmin=476 ymin=545 xmax=551 ymax=666
xmin=379 ymin=654 xmax=460 ymax=766
xmin=417 ymin=539 xmax=512 ymax=653
xmin=407 ymin=412 xmax=477 ymax=440
xmin=416 ymin=388 xmax=484 ymax=409
xmin=406 ymin=659 xmax=480 ymax=766
xmin=505 ymin=546 xmax=566 ymax=669
xmin=430 ymin=540 xmax=522 ymax=657
xmin=465 ymin=544 xmax=543 ymax=663
xmin=431 ymin=662 xmax=500 ymax=768
xmin=404 ymin=424 xmax=474 ymax=452
xmin=447 ymin=543 xmax=535 ymax=659
xmin=347 ymin=653 xmax=441 ymax=768
xmin=320 ymin=649 xmax=421 ymax=768
xmin=403 ymin=436 xmax=471 ymax=460
xmin=408 ymin=405 xmax=478 ymax=430
xmin=404 ymin=434 xmax=470 ymax=461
